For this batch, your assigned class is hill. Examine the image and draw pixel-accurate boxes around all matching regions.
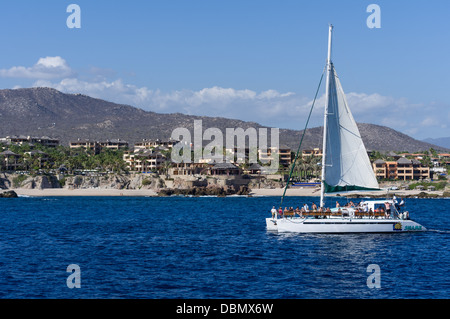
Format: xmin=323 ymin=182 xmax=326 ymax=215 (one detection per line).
xmin=0 ymin=87 xmax=446 ymax=152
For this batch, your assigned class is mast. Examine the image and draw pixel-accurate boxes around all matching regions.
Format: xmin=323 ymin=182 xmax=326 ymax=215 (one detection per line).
xmin=320 ymin=24 xmax=333 ymax=208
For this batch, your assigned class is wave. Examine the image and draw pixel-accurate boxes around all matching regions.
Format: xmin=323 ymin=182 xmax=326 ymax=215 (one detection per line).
xmin=426 ymin=229 xmax=450 ymax=234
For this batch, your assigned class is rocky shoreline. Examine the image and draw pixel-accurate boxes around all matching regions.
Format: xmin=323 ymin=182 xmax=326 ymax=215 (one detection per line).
xmin=0 ymin=190 xmax=18 ymax=198
xmin=158 ymin=185 xmax=250 ymax=197
xmin=1 ymin=188 xmax=449 ymax=199
xmin=1 ymin=172 xmax=448 ymax=198
xmin=0 ymin=172 xmax=252 ymax=197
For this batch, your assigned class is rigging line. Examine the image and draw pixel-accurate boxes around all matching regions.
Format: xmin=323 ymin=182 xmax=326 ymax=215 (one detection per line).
xmin=280 ymin=67 xmax=326 ymax=208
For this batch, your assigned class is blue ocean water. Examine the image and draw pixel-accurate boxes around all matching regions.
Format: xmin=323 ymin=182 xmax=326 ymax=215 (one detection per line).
xmin=0 ymin=195 xmax=448 ymax=299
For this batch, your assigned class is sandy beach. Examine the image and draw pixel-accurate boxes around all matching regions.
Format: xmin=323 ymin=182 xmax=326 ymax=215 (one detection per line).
xmin=11 ymin=188 xmax=158 ymax=197
xmin=249 ymin=187 xmax=321 ymax=197
xmin=249 ymin=187 xmax=446 ymax=198
xmin=7 ymin=186 xmax=445 ymax=198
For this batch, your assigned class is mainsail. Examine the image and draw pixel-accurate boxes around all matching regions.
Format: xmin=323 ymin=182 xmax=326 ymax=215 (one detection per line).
xmin=322 ymin=63 xmax=379 ymax=194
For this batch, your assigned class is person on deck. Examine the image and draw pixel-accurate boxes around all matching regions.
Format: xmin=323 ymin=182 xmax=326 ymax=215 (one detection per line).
xmin=393 ymin=195 xmax=399 ymax=211
xmin=271 ymin=206 xmax=277 ymax=218
xmin=398 ymin=198 xmax=405 ymax=212
xmin=303 ymin=203 xmax=309 ymax=213
xmin=384 ymin=202 xmax=391 ymax=218
xmin=363 ymin=203 xmax=369 ymax=214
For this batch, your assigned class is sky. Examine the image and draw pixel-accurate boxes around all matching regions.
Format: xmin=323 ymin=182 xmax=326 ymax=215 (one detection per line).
xmin=0 ymin=0 xmax=449 ymax=140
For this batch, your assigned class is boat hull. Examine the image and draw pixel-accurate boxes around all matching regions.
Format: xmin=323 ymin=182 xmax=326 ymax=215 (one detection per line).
xmin=266 ymin=217 xmax=426 ymax=233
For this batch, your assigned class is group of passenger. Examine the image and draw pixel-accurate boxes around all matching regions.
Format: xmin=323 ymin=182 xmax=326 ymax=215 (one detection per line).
xmin=271 ymin=203 xmax=332 ymax=218
xmin=271 ymin=197 xmax=406 ymax=220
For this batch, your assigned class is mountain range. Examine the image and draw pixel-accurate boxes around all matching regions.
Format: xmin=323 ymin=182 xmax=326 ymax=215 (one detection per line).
xmin=0 ymin=87 xmax=447 ymax=152
xmin=422 ymin=137 xmax=450 ymax=150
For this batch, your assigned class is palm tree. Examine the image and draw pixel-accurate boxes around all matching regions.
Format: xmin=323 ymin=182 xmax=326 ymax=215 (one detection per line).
xmin=161 ymin=160 xmax=173 ymax=179
xmin=309 ymin=154 xmax=321 ymax=180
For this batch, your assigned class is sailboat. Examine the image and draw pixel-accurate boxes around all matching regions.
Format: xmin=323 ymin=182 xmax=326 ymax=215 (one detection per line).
xmin=266 ymin=25 xmax=426 ymax=233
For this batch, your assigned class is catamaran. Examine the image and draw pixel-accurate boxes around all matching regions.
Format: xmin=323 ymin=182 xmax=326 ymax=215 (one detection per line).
xmin=266 ymin=25 xmax=426 ymax=233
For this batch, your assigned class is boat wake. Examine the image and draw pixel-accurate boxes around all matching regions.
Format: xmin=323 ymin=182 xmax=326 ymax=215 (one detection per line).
xmin=426 ymin=229 xmax=450 ymax=234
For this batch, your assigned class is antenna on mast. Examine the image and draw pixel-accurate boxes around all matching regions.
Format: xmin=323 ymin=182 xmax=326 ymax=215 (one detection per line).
xmin=327 ymin=24 xmax=333 ymax=65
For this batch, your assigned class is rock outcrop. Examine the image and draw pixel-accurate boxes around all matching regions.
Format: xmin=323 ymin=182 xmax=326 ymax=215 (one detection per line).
xmin=0 ymin=190 xmax=18 ymax=198
xmin=157 ymin=184 xmax=250 ymax=197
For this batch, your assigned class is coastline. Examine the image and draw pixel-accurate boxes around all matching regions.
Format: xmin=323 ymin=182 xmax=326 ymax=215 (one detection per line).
xmin=11 ymin=188 xmax=158 ymax=197
xmin=6 ymin=186 xmax=447 ymax=198
xmin=249 ymin=187 xmax=447 ymax=198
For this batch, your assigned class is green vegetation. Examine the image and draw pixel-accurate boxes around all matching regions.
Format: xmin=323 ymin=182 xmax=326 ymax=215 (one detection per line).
xmin=1 ymin=144 xmax=128 ymax=174
xmin=408 ymin=181 xmax=447 ymax=191
xmin=59 ymin=177 xmax=66 ymax=187
xmin=12 ymin=174 xmax=28 ymax=188
xmin=291 ymin=154 xmax=321 ymax=181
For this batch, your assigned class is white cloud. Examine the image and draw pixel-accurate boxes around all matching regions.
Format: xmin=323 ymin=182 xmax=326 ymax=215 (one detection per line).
xmin=0 ymin=56 xmax=74 ymax=79
xmin=420 ymin=116 xmax=438 ymax=127
xmin=346 ymin=93 xmax=403 ymax=112
xmin=33 ymin=74 xmax=437 ymax=134
xmin=3 ymin=55 xmax=447 ymax=139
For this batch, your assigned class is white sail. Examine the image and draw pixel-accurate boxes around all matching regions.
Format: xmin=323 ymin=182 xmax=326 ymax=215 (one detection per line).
xmin=323 ymin=64 xmax=379 ymax=193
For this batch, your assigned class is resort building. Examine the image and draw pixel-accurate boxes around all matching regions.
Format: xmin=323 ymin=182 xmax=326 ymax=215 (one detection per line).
xmin=373 ymin=159 xmax=387 ymax=179
xmin=0 ymin=135 xmax=59 ymax=148
xmin=134 ymin=138 xmax=179 ymax=150
xmin=70 ymin=139 xmax=102 ymax=154
xmin=301 ymin=148 xmax=323 ymax=158
xmin=372 ymin=157 xmax=430 ymax=180
xmin=384 ymin=151 xmax=402 ymax=160
xmin=25 ymin=150 xmax=50 ymax=169
xmin=99 ymin=139 xmax=129 ymax=150
xmin=245 ymin=163 xmax=263 ymax=175
xmin=0 ymin=147 xmax=53 ymax=171
xmin=70 ymin=139 xmax=128 ymax=154
xmin=197 ymin=155 xmax=225 ymax=164
xmin=258 ymin=145 xmax=292 ymax=167
xmin=205 ymin=162 xmax=242 ymax=176
xmin=225 ymin=147 xmax=258 ymax=164
xmin=123 ymin=149 xmax=166 ymax=172
xmin=169 ymin=162 xmax=208 ymax=176
xmin=0 ymin=150 xmax=21 ymax=171
xmin=438 ymin=153 xmax=450 ymax=166
xmin=386 ymin=161 xmax=398 ymax=180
